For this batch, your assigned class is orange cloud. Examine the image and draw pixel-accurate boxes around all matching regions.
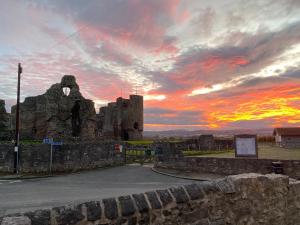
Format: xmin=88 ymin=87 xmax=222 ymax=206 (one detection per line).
xmin=144 ymin=82 xmax=300 ymax=129
xmin=206 ymin=83 xmax=300 ymax=128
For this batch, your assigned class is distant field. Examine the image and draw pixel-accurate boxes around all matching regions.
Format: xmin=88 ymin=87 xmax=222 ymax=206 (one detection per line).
xmin=194 ymin=144 xmax=300 ymax=160
xmin=126 ymin=140 xmax=154 ymax=145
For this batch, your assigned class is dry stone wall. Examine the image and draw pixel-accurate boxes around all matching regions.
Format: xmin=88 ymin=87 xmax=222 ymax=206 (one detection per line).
xmin=0 ymin=142 xmax=124 ymax=173
xmin=1 ymin=173 xmax=299 ymax=225
xmin=155 ymin=156 xmax=300 ymax=180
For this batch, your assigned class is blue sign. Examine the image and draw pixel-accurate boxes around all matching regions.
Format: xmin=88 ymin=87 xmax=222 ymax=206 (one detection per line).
xmin=43 ymin=138 xmax=63 ymax=146
xmin=43 ymin=138 xmax=52 ymax=144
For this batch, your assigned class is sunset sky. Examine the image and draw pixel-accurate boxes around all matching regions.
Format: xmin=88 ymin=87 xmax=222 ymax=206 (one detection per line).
xmin=0 ymin=0 xmax=300 ymax=131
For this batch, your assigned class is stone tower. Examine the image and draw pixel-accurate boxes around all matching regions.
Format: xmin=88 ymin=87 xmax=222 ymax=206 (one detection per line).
xmin=98 ymin=95 xmax=143 ymax=140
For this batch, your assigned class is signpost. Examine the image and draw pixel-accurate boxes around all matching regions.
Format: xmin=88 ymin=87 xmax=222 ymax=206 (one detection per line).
xmin=115 ymin=144 xmax=126 ymax=164
xmin=234 ymin=134 xmax=258 ymax=158
xmin=14 ymin=63 xmax=22 ymax=174
xmin=43 ymin=138 xmax=63 ymax=173
xmin=114 ymin=144 xmax=123 ymax=153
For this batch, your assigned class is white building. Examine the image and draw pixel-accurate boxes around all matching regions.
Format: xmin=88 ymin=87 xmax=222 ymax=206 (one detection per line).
xmin=273 ymin=127 xmax=300 ymax=148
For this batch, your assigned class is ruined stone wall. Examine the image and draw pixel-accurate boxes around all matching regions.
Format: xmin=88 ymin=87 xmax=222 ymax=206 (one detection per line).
xmin=10 ymin=75 xmax=97 ymax=140
xmin=1 ymin=174 xmax=299 ymax=225
xmin=0 ymin=100 xmax=10 ymax=140
xmin=198 ymin=134 xmax=215 ymax=150
xmin=0 ymin=142 xmax=124 ymax=173
xmin=99 ymin=95 xmax=143 ymax=140
xmin=155 ymin=156 xmax=300 ymax=180
xmin=179 ymin=136 xmax=233 ymax=151
xmin=6 ymin=75 xmax=143 ymax=141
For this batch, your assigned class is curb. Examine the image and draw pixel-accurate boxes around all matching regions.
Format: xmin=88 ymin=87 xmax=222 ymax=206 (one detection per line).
xmin=0 ymin=165 xmax=126 ymax=180
xmin=151 ymin=167 xmax=211 ymax=181
xmin=0 ymin=175 xmax=54 ymax=180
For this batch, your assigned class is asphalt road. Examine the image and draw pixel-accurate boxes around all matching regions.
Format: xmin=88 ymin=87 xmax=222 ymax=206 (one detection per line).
xmin=0 ymin=164 xmax=198 ymax=216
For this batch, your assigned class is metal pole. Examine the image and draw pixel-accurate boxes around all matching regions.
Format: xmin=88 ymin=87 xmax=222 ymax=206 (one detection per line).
xmin=14 ymin=63 xmax=22 ymax=174
xmin=124 ymin=145 xmax=126 ymax=164
xmin=50 ymin=144 xmax=53 ymax=174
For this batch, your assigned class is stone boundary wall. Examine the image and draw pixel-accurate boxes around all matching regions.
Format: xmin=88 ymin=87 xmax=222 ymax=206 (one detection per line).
xmin=155 ymin=157 xmax=300 ymax=180
xmin=0 ymin=142 xmax=124 ymax=173
xmin=1 ymin=173 xmax=299 ymax=225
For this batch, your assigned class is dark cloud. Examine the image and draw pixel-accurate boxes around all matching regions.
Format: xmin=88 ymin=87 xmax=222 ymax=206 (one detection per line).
xmin=44 ymin=0 xmax=182 ymax=49
xmin=144 ymin=107 xmax=204 ymax=125
xmin=237 ymin=68 xmax=300 ymax=89
xmin=149 ymin=20 xmax=300 ymax=93
xmin=98 ymin=42 xmax=133 ymax=66
xmin=226 ymin=119 xmax=275 ymax=129
xmin=196 ymin=67 xmax=300 ymax=99
xmin=144 ymin=107 xmax=175 ymax=115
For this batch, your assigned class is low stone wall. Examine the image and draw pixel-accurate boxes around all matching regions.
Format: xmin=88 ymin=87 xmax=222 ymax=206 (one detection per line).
xmin=0 ymin=142 xmax=124 ymax=173
xmin=1 ymin=173 xmax=299 ymax=225
xmin=155 ymin=157 xmax=300 ymax=180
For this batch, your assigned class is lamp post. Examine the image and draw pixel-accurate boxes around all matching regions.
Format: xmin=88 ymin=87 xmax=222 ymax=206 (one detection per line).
xmin=14 ymin=63 xmax=22 ymax=174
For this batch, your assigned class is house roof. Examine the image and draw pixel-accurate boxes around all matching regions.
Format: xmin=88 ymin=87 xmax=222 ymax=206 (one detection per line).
xmin=273 ymin=127 xmax=300 ymax=136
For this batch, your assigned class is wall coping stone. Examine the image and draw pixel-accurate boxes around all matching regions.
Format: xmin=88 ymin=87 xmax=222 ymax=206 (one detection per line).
xmin=145 ymin=191 xmax=162 ymax=209
xmin=1 ymin=173 xmax=299 ymax=225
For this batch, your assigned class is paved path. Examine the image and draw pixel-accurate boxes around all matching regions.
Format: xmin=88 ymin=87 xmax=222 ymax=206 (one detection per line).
xmin=0 ymin=164 xmax=199 ymax=216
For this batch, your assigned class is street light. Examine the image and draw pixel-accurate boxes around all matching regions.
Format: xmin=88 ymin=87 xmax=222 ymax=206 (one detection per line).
xmin=14 ymin=63 xmax=22 ymax=174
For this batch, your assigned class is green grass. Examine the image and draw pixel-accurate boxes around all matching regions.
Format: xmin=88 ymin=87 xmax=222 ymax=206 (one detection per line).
xmin=0 ymin=140 xmax=42 ymax=145
xmin=126 ymin=150 xmax=146 ymax=156
xmin=126 ymin=140 xmax=154 ymax=145
xmin=194 ymin=144 xmax=300 ymax=160
xmin=183 ymin=150 xmax=233 ymax=157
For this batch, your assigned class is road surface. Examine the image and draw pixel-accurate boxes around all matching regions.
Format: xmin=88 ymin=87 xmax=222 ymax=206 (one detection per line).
xmin=0 ymin=164 xmax=198 ymax=216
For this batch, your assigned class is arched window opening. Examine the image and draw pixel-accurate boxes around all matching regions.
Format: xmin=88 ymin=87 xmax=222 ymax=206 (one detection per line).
xmin=63 ymin=87 xmax=71 ymax=96
xmin=133 ymin=122 xmax=139 ymax=130
xmin=71 ymin=101 xmax=81 ymax=137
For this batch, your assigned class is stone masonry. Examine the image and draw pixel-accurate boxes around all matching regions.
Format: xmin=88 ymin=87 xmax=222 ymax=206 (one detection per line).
xmin=98 ymin=95 xmax=143 ymax=140
xmin=7 ymin=75 xmax=143 ymax=140
xmin=0 ymin=142 xmax=124 ymax=174
xmin=11 ymin=75 xmax=97 ymax=140
xmin=1 ymin=173 xmax=299 ymax=225
xmin=155 ymin=156 xmax=300 ymax=180
xmin=0 ymin=100 xmax=10 ymax=140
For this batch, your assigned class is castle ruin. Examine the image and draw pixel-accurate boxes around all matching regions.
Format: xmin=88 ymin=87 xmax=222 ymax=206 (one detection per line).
xmin=98 ymin=95 xmax=143 ymax=140
xmin=0 ymin=99 xmax=11 ymax=140
xmin=1 ymin=75 xmax=143 ymax=141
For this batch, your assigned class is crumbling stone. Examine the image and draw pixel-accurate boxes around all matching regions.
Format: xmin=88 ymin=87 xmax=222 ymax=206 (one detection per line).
xmin=8 ymin=75 xmax=143 ymax=141
xmin=0 ymin=100 xmax=10 ymax=140
xmin=98 ymin=95 xmax=143 ymax=140
xmin=11 ymin=75 xmax=97 ymax=140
